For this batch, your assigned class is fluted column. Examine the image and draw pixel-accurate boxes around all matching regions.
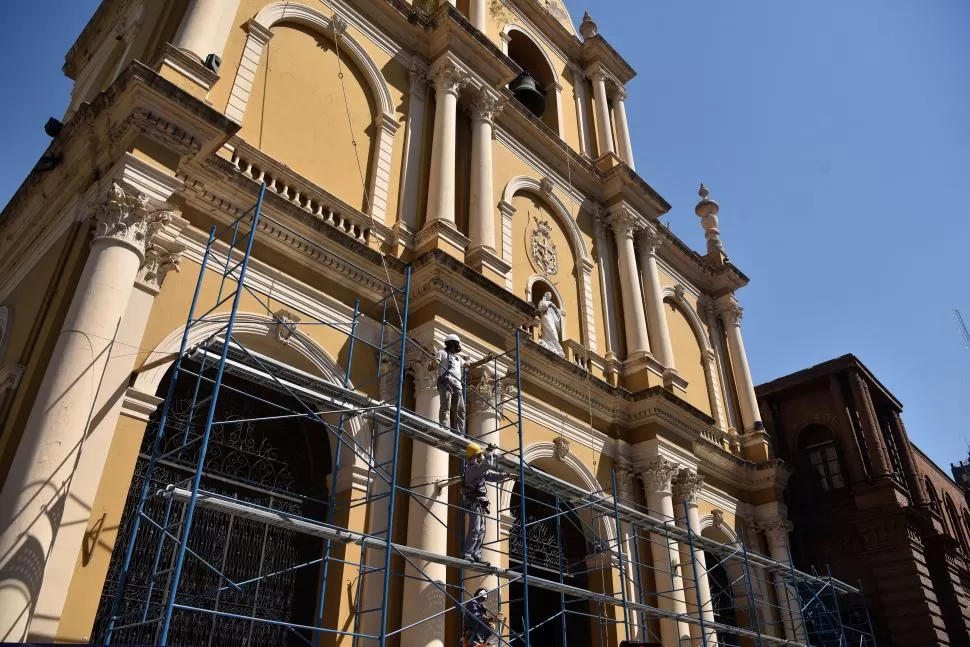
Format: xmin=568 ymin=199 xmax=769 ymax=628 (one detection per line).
xmin=467 ymin=88 xmax=504 ymax=277
xmin=849 ymin=371 xmax=892 ymax=478
xmin=640 ymin=457 xmax=691 ymax=645
xmin=0 ymin=180 xmax=179 ymax=641
xmin=426 ymin=58 xmax=465 ymax=228
xmin=172 ymin=0 xmax=241 ymax=63
xmin=673 ymin=470 xmax=718 ymax=647
xmin=466 ymin=367 xmax=503 ymax=594
xmin=759 ymin=518 xmax=806 ymax=643
xmin=612 ymin=87 xmax=635 ymax=169
xmin=589 ymin=66 xmax=616 ymax=157
xmin=608 ymin=209 xmax=650 ymax=357
xmin=400 ymin=361 xmax=450 ymax=647
xmin=638 ymin=223 xmax=674 ymax=370
xmin=716 ymin=295 xmax=763 ymax=433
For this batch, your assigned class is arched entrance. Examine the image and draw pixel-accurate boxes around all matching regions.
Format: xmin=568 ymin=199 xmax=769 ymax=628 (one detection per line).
xmin=91 ymin=359 xmax=333 ymax=646
xmin=704 ymin=550 xmax=740 ymax=647
xmin=508 ymin=482 xmax=594 ymax=647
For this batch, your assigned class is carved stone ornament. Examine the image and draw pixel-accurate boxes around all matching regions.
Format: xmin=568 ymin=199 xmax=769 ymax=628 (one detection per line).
xmin=0 ymin=306 xmax=10 ymax=356
xmin=757 ymin=517 xmax=793 ymax=548
xmin=137 ymin=244 xmax=181 ymax=291
xmin=0 ymin=363 xmax=25 ymax=392
xmin=331 ymin=14 xmax=348 ymax=37
xmin=640 ymin=456 xmax=679 ymax=494
xmin=712 ymin=509 xmax=724 ymax=529
xmin=553 ymin=436 xmax=570 ymax=461
xmin=430 ymin=59 xmax=466 ymax=96
xmin=527 ymin=212 xmax=559 ymax=276
xmin=94 ymin=182 xmax=175 ymax=259
xmin=469 ymin=367 xmax=499 ymax=414
xmin=672 ymin=468 xmax=704 ymax=504
xmin=469 ymin=88 xmax=503 ymax=123
xmin=273 ymin=308 xmax=301 ymax=344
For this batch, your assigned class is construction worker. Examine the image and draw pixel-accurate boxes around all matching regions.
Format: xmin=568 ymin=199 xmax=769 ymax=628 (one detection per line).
xmin=462 ymin=587 xmax=500 ymax=647
xmin=462 ymin=442 xmax=507 ymax=563
xmin=436 ymin=333 xmax=467 ymax=435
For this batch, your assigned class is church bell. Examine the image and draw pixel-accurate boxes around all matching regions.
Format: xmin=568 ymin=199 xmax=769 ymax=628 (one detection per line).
xmin=509 ymin=71 xmax=546 ymax=118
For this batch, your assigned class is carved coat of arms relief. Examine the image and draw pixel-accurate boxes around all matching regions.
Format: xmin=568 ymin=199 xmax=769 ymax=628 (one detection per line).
xmin=526 ymin=211 xmax=559 ymax=276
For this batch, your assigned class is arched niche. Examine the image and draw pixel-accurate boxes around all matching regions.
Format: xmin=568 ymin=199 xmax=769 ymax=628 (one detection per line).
xmin=501 ymin=25 xmax=563 ymax=137
xmin=662 ymin=286 xmax=727 ymax=429
xmin=225 ymin=3 xmax=399 ymax=224
xmin=500 ymin=177 xmax=595 ymax=351
xmin=133 ymin=312 xmax=367 ymax=485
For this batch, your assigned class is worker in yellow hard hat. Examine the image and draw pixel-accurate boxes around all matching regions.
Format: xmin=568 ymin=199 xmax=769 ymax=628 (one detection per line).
xmin=460 ymin=442 xmax=507 ymax=564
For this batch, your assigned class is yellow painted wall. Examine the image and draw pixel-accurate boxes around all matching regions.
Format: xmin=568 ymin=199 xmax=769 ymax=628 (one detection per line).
xmin=665 ymin=301 xmax=711 ymax=416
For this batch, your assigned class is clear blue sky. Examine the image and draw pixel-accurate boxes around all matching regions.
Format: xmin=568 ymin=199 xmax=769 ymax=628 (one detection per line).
xmin=1 ymin=2 xmax=969 ymax=472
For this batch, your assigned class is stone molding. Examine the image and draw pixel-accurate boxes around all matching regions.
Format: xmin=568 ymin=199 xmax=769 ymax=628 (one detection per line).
xmin=672 ymin=468 xmax=704 ymax=504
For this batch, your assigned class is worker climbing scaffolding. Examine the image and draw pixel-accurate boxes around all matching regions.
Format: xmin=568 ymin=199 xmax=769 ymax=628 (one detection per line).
xmin=461 ymin=587 xmax=503 ymax=647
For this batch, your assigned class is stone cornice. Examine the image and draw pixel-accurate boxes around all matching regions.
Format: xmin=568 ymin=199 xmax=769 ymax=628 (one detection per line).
xmin=64 ymin=0 xmax=130 ymax=79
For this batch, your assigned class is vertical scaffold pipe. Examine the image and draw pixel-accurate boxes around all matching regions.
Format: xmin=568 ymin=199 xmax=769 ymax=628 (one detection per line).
xmin=315 ymin=298 xmax=361 ymax=631
xmin=159 ymin=184 xmax=267 ymax=644
xmin=683 ymin=499 xmax=708 ymax=647
xmin=514 ymin=329 xmax=531 ymax=647
xmin=611 ymin=469 xmax=631 ymax=632
xmin=857 ymin=579 xmax=875 ymax=646
xmin=377 ymin=266 xmax=411 ymax=647
xmin=738 ymin=529 xmax=764 ymax=647
xmin=826 ymin=564 xmax=847 ymax=645
xmin=103 ymin=224 xmax=219 ymax=645
xmin=555 ymin=495 xmax=568 ymax=647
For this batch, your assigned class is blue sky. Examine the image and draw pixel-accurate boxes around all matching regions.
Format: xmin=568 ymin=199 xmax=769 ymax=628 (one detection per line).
xmin=1 ymin=2 xmax=969 ymax=472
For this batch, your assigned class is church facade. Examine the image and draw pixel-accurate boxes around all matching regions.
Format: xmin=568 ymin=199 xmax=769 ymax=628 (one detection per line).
xmin=0 ymin=1 xmax=832 ymax=645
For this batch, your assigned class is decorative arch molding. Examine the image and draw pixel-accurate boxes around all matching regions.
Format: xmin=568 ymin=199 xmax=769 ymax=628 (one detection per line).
xmin=501 ymin=176 xmax=596 ymax=352
xmin=698 ymin=512 xmax=740 ymax=544
xmin=497 ymin=441 xmax=617 ymax=544
xmin=225 ymin=2 xmax=399 ymax=225
xmin=662 ymin=285 xmax=727 ymax=430
xmin=132 ymin=312 xmax=368 ymax=489
xmin=501 ymin=176 xmax=588 ymax=261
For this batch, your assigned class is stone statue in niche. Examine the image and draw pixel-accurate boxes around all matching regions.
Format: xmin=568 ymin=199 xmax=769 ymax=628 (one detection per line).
xmin=536 ymin=292 xmax=564 ymax=357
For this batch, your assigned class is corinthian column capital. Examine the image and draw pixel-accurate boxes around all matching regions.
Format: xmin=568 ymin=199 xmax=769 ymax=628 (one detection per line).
xmin=469 ymin=87 xmax=504 ymax=124
xmin=430 ymin=57 xmax=467 ymax=96
xmin=93 ymin=182 xmax=177 ymax=261
xmin=756 ymin=517 xmax=793 ymax=548
xmin=136 ymin=244 xmax=182 ymax=292
xmin=672 ymin=468 xmax=704 ymax=504
xmin=715 ymin=294 xmax=743 ymax=324
xmin=637 ymin=222 xmax=664 ymax=255
xmin=639 ymin=456 xmax=679 ymax=495
xmin=607 ymin=207 xmax=645 ymax=241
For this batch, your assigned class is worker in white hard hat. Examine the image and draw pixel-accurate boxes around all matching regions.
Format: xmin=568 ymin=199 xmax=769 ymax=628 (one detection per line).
xmin=435 ymin=333 xmax=467 ymax=435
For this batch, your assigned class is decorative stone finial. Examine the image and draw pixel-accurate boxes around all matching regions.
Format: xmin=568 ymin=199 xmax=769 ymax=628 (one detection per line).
xmin=694 ymin=183 xmax=723 ymax=256
xmin=580 ymin=11 xmax=598 ymax=39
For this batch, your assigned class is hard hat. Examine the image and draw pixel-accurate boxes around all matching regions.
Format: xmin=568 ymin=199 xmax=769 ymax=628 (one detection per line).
xmin=444 ymin=333 xmax=461 ymax=345
xmin=466 ymin=442 xmax=483 ymax=458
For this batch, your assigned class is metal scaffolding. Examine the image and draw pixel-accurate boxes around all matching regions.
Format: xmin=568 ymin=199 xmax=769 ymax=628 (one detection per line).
xmin=98 ymin=185 xmax=877 ymax=646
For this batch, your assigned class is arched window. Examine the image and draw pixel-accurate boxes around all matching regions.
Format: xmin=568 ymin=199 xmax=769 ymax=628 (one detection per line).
xmin=798 ymin=425 xmax=846 ymax=492
xmin=505 ymin=29 xmax=560 ymax=134
xmin=925 ymin=477 xmax=941 ymax=514
xmin=943 ymin=493 xmax=969 ymax=553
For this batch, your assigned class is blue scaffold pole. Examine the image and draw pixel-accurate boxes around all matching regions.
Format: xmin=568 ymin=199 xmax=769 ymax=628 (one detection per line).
xmin=314 ymin=297 xmax=361 ymax=638
xmin=377 ymin=266 xmax=411 ymax=647
xmin=683 ymin=500 xmax=708 ymax=647
xmin=555 ymin=495 xmax=568 ymax=647
xmin=611 ymin=469 xmax=631 ymax=632
xmin=738 ymin=529 xmax=764 ymax=647
xmin=104 ymin=223 xmax=218 ymax=644
xmin=514 ymin=329 xmax=531 ymax=647
xmin=158 ymin=184 xmax=267 ymax=644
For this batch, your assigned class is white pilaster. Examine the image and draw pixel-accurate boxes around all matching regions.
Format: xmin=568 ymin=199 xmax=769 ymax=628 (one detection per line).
xmin=468 ymin=88 xmax=502 ymax=257
xmin=608 ymin=208 xmax=650 ymax=357
xmin=673 ymin=470 xmax=719 ymax=647
xmin=397 ymin=66 xmax=429 ymax=234
xmin=612 ymin=87 xmax=635 ymax=169
xmin=569 ymin=65 xmax=592 ymax=157
xmin=469 ymin=0 xmax=487 ymax=30
xmin=172 ymin=0 xmax=242 ymax=64
xmin=638 ymin=224 xmax=675 ymax=373
xmin=593 ymin=214 xmax=621 ymax=366
xmin=589 ymin=66 xmax=616 ymax=157
xmin=716 ymin=295 xmax=763 ymax=433
xmin=0 ymin=168 xmax=183 ymax=641
xmin=400 ymin=361 xmax=450 ymax=647
xmin=640 ymin=457 xmax=691 ymax=645
xmin=426 ymin=58 xmax=465 ymax=228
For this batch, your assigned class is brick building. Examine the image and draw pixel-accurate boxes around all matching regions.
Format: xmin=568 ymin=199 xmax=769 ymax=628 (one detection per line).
xmin=757 ymin=354 xmax=970 ymax=647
